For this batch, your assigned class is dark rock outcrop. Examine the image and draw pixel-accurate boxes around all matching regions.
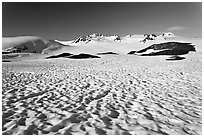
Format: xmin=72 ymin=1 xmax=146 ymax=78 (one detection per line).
xmin=127 ymin=51 xmax=137 ymax=55
xmin=140 ymin=49 xmax=190 ymax=56
xmin=46 ymin=53 xmax=73 ymax=59
xmin=114 ymin=36 xmax=121 ymax=42
xmin=137 ymin=42 xmax=196 ymax=56
xmin=2 ymin=60 xmax=11 ymax=62
xmin=140 ymin=34 xmax=157 ymax=43
xmin=73 ymin=36 xmax=90 ymax=44
xmin=166 ymin=56 xmax=186 ymax=61
xmin=97 ymin=52 xmax=119 ymax=55
xmin=72 ymin=33 xmax=104 ymax=44
xmin=67 ymin=53 xmax=100 ymax=59
xmin=2 ymin=51 xmax=12 ymax=54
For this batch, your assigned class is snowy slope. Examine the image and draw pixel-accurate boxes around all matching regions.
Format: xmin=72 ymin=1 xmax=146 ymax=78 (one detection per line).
xmin=2 ymin=36 xmax=66 ymax=54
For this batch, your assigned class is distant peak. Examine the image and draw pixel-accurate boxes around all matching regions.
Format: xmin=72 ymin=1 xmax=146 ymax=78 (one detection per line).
xmin=160 ymin=32 xmax=175 ymax=37
xmin=125 ymin=34 xmax=132 ymax=37
xmin=89 ymin=33 xmax=103 ymax=37
xmin=69 ymin=32 xmax=177 ymax=44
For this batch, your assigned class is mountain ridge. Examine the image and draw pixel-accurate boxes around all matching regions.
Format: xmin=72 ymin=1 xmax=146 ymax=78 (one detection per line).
xmin=55 ymin=32 xmax=176 ymax=45
xmin=2 ymin=32 xmax=201 ymax=56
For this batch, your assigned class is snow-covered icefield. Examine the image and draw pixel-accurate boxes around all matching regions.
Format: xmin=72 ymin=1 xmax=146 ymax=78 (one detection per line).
xmin=2 ymin=51 xmax=202 ymax=135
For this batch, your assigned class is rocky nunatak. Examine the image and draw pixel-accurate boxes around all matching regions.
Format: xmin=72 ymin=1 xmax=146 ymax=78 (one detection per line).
xmin=135 ymin=42 xmax=196 ymax=56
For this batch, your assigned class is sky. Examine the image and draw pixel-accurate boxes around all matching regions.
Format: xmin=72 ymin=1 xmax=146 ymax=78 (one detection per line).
xmin=2 ymin=2 xmax=202 ymax=40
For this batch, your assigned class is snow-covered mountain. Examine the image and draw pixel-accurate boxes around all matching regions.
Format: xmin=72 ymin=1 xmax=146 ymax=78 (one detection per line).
xmin=2 ymin=32 xmax=201 ymax=57
xmin=69 ymin=33 xmax=122 ymax=44
xmin=72 ymin=33 xmax=105 ymax=44
xmin=56 ymin=32 xmax=176 ymax=45
xmin=2 ymin=36 xmax=66 ymax=54
xmin=54 ymin=32 xmax=201 ymax=54
xmin=140 ymin=32 xmax=175 ymax=43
